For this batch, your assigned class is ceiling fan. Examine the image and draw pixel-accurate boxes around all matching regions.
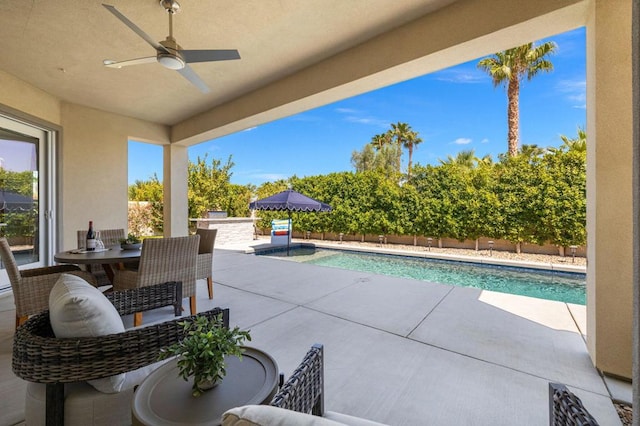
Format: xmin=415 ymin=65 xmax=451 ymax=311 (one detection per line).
xmin=102 ymin=0 xmax=240 ymax=93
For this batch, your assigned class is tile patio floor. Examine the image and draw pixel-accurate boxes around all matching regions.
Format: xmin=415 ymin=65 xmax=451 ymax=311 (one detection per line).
xmin=0 ymin=247 xmax=625 ymax=425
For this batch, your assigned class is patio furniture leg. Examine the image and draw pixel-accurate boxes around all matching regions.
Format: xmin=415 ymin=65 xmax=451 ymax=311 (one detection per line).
xmin=46 ymin=383 xmax=64 ymax=426
xmin=207 ymin=277 xmax=213 ymax=299
xmin=173 ymin=282 xmax=183 ymax=316
xmin=190 ymin=295 xmax=196 ymax=315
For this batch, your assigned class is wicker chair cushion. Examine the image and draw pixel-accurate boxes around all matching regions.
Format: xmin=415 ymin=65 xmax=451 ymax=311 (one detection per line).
xmin=49 ymin=274 xmax=126 ymax=393
xmin=223 ymin=405 xmax=346 ymax=426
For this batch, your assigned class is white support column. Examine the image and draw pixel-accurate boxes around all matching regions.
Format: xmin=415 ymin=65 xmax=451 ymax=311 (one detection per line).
xmin=163 ymin=144 xmax=189 ymax=237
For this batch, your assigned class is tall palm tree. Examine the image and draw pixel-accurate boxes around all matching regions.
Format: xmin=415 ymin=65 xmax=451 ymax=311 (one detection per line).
xmin=478 ymin=41 xmax=556 ymax=157
xmin=389 ymin=122 xmax=422 ymax=175
xmin=402 ymin=130 xmax=422 ymax=178
xmin=390 ymin=122 xmax=408 ymax=172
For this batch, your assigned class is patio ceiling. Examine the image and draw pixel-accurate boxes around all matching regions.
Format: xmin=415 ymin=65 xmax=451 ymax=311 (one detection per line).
xmin=1 ymin=0 xmax=454 ymax=127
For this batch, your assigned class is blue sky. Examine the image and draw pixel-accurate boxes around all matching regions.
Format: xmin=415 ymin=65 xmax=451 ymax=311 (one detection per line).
xmin=129 ymin=27 xmax=586 ymax=186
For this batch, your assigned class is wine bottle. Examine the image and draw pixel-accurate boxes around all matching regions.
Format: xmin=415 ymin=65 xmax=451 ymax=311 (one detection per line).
xmin=86 ymin=221 xmax=96 ymax=251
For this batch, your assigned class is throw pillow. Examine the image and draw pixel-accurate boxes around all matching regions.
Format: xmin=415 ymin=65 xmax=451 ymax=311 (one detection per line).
xmin=49 ymin=273 xmax=126 ymax=393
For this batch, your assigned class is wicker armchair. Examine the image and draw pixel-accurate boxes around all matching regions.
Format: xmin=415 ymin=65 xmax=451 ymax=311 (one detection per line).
xmin=268 ymin=344 xmax=385 ymax=425
xmin=113 ymin=235 xmax=199 ymax=326
xmin=196 ymin=228 xmax=217 ymax=299
xmin=76 ymin=228 xmax=125 ymax=249
xmin=271 ymin=343 xmax=325 ymax=415
xmin=549 ymin=383 xmax=599 ymax=425
xmin=0 ymin=237 xmax=97 ymax=329
xmin=12 ymin=280 xmax=230 ymax=426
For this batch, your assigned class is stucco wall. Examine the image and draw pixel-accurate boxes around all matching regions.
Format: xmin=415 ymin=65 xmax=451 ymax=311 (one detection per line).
xmin=586 ymin=0 xmax=634 ymax=378
xmin=60 ymin=103 xmax=170 ymax=249
xmin=0 ymin=70 xmax=61 ymax=125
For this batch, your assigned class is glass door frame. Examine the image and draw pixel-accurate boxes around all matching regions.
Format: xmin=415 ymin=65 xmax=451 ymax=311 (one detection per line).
xmin=0 ymin=111 xmax=58 ymax=290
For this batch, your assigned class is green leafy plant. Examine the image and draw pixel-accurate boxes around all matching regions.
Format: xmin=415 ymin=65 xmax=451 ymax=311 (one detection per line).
xmin=158 ymin=314 xmax=251 ymax=397
xmin=119 ymin=233 xmax=141 ymax=244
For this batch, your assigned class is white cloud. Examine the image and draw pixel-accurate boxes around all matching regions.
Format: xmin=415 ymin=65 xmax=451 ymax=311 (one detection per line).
xmin=480 ymin=138 xmax=489 ymax=144
xmin=334 ymin=107 xmax=389 ymax=128
xmin=288 ymin=114 xmax=323 ymax=123
xmin=452 ymin=137 xmax=472 ymax=145
xmin=344 ymin=116 xmax=389 ymax=128
xmin=435 ymin=69 xmax=485 ymax=84
xmin=335 ymin=108 xmax=359 ymax=114
xmin=556 ymin=79 xmax=586 ymax=92
xmin=243 ymin=126 xmax=257 ymax=132
xmin=556 ymin=79 xmax=586 ymax=109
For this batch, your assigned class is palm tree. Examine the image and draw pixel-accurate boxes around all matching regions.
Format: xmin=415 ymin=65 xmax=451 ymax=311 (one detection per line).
xmin=389 ymin=122 xmax=408 ymax=172
xmin=559 ymin=127 xmax=587 ymax=153
xmin=478 ymin=41 xmax=556 ymax=157
xmin=402 ymin=130 xmax=422 ymax=178
xmin=389 ymin=122 xmax=422 ymax=175
xmin=369 ymin=133 xmax=390 ymax=151
xmin=439 ymin=149 xmax=478 ymax=168
xmin=520 ymin=144 xmax=546 ymax=158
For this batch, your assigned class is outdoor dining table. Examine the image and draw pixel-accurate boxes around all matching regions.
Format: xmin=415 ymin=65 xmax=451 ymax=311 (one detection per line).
xmin=54 ymin=246 xmax=141 ymax=283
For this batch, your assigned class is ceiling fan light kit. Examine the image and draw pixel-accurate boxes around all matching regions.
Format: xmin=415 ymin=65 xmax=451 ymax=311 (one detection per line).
xmin=157 ymin=53 xmax=185 ymax=70
xmin=102 ymin=0 xmax=240 ymax=93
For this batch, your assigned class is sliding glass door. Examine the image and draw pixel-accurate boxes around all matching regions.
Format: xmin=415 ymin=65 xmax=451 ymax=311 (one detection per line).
xmin=0 ymin=115 xmax=54 ymax=291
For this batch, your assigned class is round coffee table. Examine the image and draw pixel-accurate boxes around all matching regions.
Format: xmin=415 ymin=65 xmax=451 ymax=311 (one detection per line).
xmin=132 ymin=347 xmax=279 ymax=426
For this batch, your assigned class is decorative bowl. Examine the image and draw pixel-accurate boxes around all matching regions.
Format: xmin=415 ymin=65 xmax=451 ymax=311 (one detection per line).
xmin=121 ymin=243 xmax=142 ymax=250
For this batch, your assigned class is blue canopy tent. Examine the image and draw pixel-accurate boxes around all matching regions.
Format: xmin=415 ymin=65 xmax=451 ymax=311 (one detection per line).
xmin=249 ymin=189 xmax=332 ymax=255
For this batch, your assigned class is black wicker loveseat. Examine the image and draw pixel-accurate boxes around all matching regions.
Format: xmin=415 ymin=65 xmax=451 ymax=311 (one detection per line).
xmin=13 ymin=279 xmax=229 ymax=426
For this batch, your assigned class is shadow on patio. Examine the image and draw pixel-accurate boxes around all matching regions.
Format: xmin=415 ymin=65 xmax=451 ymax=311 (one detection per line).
xmin=0 ymin=249 xmax=621 ymax=425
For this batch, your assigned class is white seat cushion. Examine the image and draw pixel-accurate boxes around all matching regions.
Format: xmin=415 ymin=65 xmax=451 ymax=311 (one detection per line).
xmin=324 ymin=411 xmax=388 ymax=426
xmin=223 ymin=405 xmax=346 ymax=426
xmin=48 ymin=273 xmax=126 ymax=393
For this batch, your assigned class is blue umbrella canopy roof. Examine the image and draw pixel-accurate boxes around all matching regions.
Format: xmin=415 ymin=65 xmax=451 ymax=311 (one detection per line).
xmin=249 ymin=189 xmax=331 ymax=212
xmin=0 ymin=191 xmax=33 ymax=212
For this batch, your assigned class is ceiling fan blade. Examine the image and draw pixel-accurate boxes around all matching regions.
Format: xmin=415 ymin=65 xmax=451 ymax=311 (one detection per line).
xmin=181 ymin=49 xmax=241 ymax=63
xmin=177 ymin=65 xmax=211 ymax=93
xmin=102 ymin=4 xmax=169 ymax=53
xmin=103 ymin=57 xmax=157 ymax=68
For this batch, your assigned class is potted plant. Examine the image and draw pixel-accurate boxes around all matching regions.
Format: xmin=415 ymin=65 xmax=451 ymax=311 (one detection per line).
xmin=119 ymin=233 xmax=142 ymax=250
xmin=158 ymin=313 xmax=251 ymax=397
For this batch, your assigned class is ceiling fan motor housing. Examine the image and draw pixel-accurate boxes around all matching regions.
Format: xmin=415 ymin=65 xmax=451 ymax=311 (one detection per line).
xmin=158 ymin=38 xmax=185 ymax=70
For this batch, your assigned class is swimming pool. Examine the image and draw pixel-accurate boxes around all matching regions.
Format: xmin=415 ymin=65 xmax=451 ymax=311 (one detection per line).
xmin=258 ymin=246 xmax=586 ymax=305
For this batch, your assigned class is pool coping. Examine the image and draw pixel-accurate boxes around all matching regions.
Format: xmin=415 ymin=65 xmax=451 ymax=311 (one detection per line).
xmin=248 ymin=241 xmax=586 ymax=274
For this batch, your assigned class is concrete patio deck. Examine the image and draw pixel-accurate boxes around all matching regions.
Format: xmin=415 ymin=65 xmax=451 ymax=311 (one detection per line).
xmin=0 ymin=247 xmax=624 ymax=425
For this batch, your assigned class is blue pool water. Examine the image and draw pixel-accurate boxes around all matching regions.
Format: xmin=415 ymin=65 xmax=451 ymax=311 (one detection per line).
xmin=259 ymin=247 xmax=586 ymax=305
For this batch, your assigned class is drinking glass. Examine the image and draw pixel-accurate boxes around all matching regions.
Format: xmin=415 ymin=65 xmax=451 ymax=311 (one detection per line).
xmin=95 ymin=231 xmax=105 ymax=249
